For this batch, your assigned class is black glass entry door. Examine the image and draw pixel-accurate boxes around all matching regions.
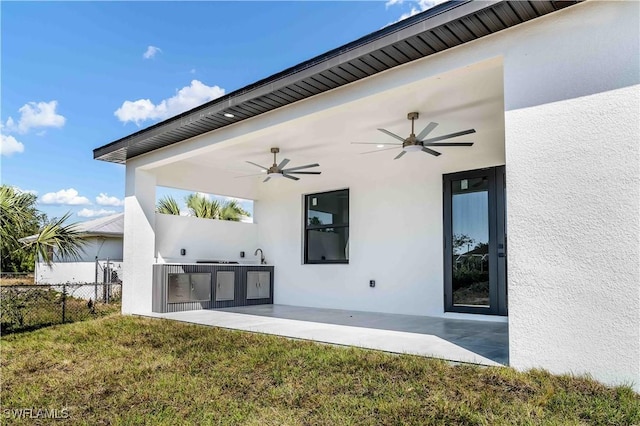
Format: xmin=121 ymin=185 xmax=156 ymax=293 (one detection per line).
xmin=443 ymin=166 xmax=507 ymax=315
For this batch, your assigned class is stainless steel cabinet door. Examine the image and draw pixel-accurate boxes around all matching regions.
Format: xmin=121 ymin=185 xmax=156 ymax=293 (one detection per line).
xmin=247 ymin=271 xmax=270 ymax=299
xmin=246 ymin=271 xmax=260 ymax=299
xmin=215 ymin=271 xmax=235 ymax=301
xmin=258 ymin=271 xmax=270 ymax=299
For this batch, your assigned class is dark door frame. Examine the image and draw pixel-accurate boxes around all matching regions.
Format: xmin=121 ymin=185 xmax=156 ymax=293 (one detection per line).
xmin=443 ymin=165 xmax=507 ymax=316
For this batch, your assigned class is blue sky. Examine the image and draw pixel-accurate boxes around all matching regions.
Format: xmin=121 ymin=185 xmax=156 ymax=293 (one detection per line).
xmin=1 ymin=1 xmax=439 ymax=222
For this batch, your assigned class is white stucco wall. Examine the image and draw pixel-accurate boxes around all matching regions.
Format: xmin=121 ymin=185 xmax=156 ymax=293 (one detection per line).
xmin=256 ymin=151 xmax=505 ymax=317
xmin=122 ymin=166 xmax=157 ymax=314
xmin=503 ymin=1 xmax=640 ymax=391
xmin=155 ymin=213 xmax=259 ymax=263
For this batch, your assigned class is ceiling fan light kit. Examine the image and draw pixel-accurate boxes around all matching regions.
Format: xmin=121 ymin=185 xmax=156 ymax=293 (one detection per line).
xmin=352 ymin=111 xmax=475 ymax=159
xmin=403 ymin=144 xmax=423 ymax=153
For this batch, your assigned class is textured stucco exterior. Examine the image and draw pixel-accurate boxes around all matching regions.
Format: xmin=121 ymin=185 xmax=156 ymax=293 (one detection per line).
xmin=155 ymin=213 xmax=259 ymax=263
xmin=503 ymin=0 xmax=639 ymax=391
xmin=119 ymin=1 xmax=639 ymax=390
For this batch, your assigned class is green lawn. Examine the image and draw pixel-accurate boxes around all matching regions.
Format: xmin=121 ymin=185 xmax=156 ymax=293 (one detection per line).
xmin=1 ymin=315 xmax=638 ymax=425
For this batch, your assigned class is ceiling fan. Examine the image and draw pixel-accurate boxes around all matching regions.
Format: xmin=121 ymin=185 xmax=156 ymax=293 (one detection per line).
xmin=240 ymin=147 xmax=321 ymax=182
xmin=352 ymin=112 xmax=475 ymax=159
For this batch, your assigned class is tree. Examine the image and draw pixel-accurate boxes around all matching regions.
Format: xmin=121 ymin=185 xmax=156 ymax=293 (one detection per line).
xmin=156 ymin=192 xmax=250 ymax=221
xmin=0 ymin=185 xmax=87 ymax=271
xmin=219 ymin=199 xmax=250 ymax=221
xmin=186 ymin=193 xmax=220 ymax=219
xmin=186 ymin=193 xmax=250 ymax=221
xmin=452 ymin=233 xmax=475 ymax=255
xmin=156 ymin=195 xmax=181 ymax=215
xmin=0 ymin=186 xmax=42 ymax=272
xmin=22 ymin=213 xmax=87 ymax=266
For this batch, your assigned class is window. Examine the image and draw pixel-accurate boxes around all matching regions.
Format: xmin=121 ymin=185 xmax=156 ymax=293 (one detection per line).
xmin=304 ymin=189 xmax=349 ymax=264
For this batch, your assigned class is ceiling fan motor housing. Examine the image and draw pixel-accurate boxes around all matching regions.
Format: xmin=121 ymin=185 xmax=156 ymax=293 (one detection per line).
xmin=243 ymin=146 xmax=321 ymax=182
xmin=404 ymin=112 xmax=422 ymax=149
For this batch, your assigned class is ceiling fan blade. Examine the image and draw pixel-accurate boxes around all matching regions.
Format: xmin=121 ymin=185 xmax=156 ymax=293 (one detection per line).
xmin=282 ymin=174 xmax=300 ymax=181
xmin=424 ymin=142 xmax=474 ymax=147
xmin=263 ymin=177 xmax=271 ymax=183
xmin=277 ymin=158 xmax=290 ymax=169
xmin=360 ymin=146 xmax=401 ymax=154
xmin=235 ymin=173 xmax=265 ymax=178
xmin=288 ymin=171 xmax=321 ymax=175
xmin=282 ymin=163 xmax=319 ymax=172
xmin=394 ymin=151 xmax=407 ymax=160
xmin=246 ymin=161 xmax=269 ymax=170
xmin=416 ymin=122 xmax=439 ymax=140
xmin=378 ymin=128 xmax=406 ymax=142
xmin=421 ymin=147 xmax=442 ymax=156
xmin=351 ymin=142 xmax=403 ymax=145
xmin=422 ymin=128 xmax=476 ymax=143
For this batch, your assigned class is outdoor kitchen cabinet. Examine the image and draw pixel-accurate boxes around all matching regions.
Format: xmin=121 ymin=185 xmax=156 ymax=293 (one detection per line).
xmin=246 ymin=271 xmax=271 ymax=299
xmin=215 ymin=271 xmax=235 ymax=301
xmin=152 ymin=264 xmax=274 ymax=313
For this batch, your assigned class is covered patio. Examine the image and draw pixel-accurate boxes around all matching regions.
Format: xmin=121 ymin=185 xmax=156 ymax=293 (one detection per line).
xmin=95 ymin=1 xmax=640 ymax=390
xmin=145 ymin=304 xmax=508 ymax=366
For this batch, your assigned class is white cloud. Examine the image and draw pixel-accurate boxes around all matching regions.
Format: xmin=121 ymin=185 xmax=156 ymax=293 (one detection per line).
xmin=0 ymin=134 xmax=25 ymax=156
xmin=114 ymin=80 xmax=225 ymax=126
xmin=12 ymin=186 xmax=38 ymax=195
xmin=5 ymin=101 xmax=66 ymax=134
xmin=388 ymin=0 xmax=447 ymax=24
xmin=77 ymin=208 xmax=117 ymax=218
xmin=41 ymin=188 xmax=91 ymax=205
xmin=143 ymin=45 xmax=162 ymax=59
xmin=96 ymin=193 xmax=124 ymax=206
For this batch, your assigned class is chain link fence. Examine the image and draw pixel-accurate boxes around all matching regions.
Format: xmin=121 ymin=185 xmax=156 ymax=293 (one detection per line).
xmin=0 ymin=283 xmax=121 ymax=334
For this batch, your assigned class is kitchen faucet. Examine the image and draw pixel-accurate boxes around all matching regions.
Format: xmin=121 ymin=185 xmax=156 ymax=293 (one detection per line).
xmin=254 ymin=248 xmax=265 ymax=265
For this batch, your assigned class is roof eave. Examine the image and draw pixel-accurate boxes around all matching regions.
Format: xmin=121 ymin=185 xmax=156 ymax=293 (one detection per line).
xmin=94 ymin=0 xmax=581 ymax=164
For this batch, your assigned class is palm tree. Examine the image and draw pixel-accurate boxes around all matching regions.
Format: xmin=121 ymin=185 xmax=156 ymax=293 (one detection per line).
xmin=185 ymin=193 xmax=250 ymax=221
xmin=1 ymin=186 xmax=43 ymax=271
xmin=22 ymin=213 xmax=87 ymax=266
xmin=185 ymin=193 xmax=220 ymax=218
xmin=0 ymin=186 xmax=39 ymax=248
xmin=156 ymin=195 xmax=181 ymax=215
xmin=219 ymin=199 xmax=250 ymax=221
xmin=0 ymin=185 xmax=87 ymax=269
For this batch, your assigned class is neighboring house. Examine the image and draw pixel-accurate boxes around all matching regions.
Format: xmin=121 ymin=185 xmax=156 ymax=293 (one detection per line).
xmin=93 ymin=1 xmax=639 ymax=390
xmin=21 ymin=213 xmax=124 ymax=284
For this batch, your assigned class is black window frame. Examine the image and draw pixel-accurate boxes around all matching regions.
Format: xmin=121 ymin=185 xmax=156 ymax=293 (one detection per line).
xmin=304 ymin=188 xmax=349 ymax=265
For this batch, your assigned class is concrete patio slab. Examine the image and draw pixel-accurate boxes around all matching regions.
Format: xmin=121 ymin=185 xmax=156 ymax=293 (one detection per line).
xmin=144 ymin=304 xmax=508 ymax=366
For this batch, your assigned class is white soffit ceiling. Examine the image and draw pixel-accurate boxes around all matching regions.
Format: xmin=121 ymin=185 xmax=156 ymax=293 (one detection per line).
xmin=180 ymin=58 xmax=505 ymax=172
